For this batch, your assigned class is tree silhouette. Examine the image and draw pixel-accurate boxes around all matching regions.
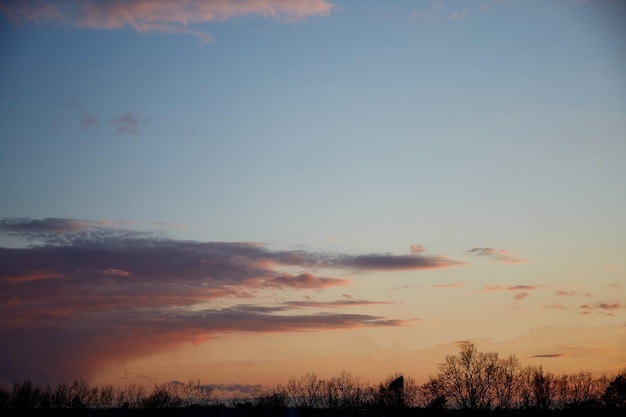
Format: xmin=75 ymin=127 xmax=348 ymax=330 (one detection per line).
xmin=603 ymin=371 xmax=626 ymax=408
xmin=435 ymin=341 xmax=500 ymax=410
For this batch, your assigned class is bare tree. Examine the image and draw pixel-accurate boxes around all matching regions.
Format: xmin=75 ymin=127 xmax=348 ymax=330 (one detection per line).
xmin=419 ymin=376 xmax=448 ymax=409
xmin=518 ymin=365 xmax=556 ymax=410
xmin=436 ymin=342 xmax=500 ymax=410
xmin=115 ymin=383 xmax=146 ymax=408
xmin=321 ymin=370 xmax=368 ymax=410
xmin=286 ymin=372 xmax=324 ymax=409
xmin=141 ymin=382 xmax=182 ymax=409
xmin=493 ymin=354 xmax=520 ymax=409
xmin=181 ymin=379 xmax=214 ymax=407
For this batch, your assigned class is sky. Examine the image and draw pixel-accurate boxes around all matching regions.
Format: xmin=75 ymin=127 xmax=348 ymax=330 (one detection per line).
xmin=1 ymin=0 xmax=625 ymax=393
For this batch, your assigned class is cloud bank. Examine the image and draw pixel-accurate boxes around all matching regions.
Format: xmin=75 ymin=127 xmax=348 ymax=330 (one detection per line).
xmin=0 ymin=217 xmax=460 ymax=384
xmin=0 ymin=0 xmax=334 ymax=43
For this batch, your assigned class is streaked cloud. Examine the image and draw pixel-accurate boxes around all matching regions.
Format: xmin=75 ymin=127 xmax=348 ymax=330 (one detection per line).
xmin=555 ymin=289 xmax=592 ymax=298
xmin=113 ymin=112 xmax=143 ymax=135
xmin=80 ymin=113 xmax=98 ymax=129
xmin=482 ymin=285 xmax=540 ymax=292
xmin=466 ymin=247 xmax=528 ymax=264
xmin=0 ymin=0 xmax=334 ymax=44
xmin=432 ymin=282 xmax=463 ymax=288
xmin=412 ymin=2 xmax=441 ymax=20
xmin=410 ymin=244 xmax=426 ymax=254
xmin=60 ymin=98 xmax=79 ymax=109
xmin=480 ymin=285 xmax=540 ymax=300
xmin=449 ymin=7 xmax=468 ymax=21
xmin=0 ymin=217 xmax=454 ymax=383
xmin=0 ymin=217 xmax=99 ymax=233
xmin=579 ymin=302 xmax=624 ymax=315
xmin=528 ymin=353 xmax=564 ymax=359
xmin=284 ymin=299 xmax=392 ymax=308
xmin=545 ymin=303 xmax=567 ymax=310
xmin=580 ymin=302 xmax=623 ymax=310
xmin=102 ymin=268 xmax=130 ymax=276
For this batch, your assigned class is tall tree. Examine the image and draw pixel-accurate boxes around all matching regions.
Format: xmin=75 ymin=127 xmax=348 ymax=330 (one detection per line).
xmin=436 ymin=342 xmax=500 ymax=410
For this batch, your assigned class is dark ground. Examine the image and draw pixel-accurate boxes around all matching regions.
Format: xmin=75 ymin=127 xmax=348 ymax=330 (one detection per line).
xmin=3 ymin=407 xmax=625 ymax=417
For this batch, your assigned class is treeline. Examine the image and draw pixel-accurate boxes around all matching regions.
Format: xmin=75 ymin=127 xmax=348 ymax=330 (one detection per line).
xmin=1 ymin=343 xmax=625 ymax=415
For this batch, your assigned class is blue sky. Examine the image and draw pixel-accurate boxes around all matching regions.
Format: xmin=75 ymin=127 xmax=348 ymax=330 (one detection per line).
xmin=1 ymin=0 xmax=625 ymax=388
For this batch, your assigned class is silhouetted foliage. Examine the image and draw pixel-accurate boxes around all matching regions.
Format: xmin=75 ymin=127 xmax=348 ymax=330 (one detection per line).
xmin=1 ymin=349 xmax=624 ymax=416
xmin=603 ymin=371 xmax=626 ymax=408
xmin=434 ymin=342 xmax=501 ymax=410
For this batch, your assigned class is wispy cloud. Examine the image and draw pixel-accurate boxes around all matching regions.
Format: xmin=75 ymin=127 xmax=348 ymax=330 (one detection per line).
xmin=113 ymin=112 xmax=144 ymax=135
xmin=410 ymin=244 xmax=426 ymax=254
xmin=0 ymin=0 xmax=334 ymax=44
xmin=0 ymin=217 xmax=456 ymax=383
xmin=60 ymin=98 xmax=79 ymax=109
xmin=102 ymin=268 xmax=130 ymax=277
xmin=480 ymin=285 xmax=541 ymax=300
xmin=432 ymin=282 xmax=463 ymax=288
xmin=285 ymin=299 xmax=392 ymax=308
xmin=80 ymin=113 xmax=98 ymax=129
xmin=466 ymin=247 xmax=528 ymax=264
xmin=412 ymin=2 xmax=443 ymax=20
xmin=555 ymin=289 xmax=592 ymax=298
xmin=482 ymin=285 xmax=540 ymax=292
xmin=579 ymin=302 xmax=624 ymax=315
xmin=412 ymin=2 xmax=471 ymax=22
xmin=449 ymin=7 xmax=468 ymax=21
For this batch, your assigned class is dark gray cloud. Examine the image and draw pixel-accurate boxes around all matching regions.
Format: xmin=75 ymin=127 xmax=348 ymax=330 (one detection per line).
xmin=1 ymin=217 xmax=456 ymax=385
xmin=528 ymin=354 xmax=564 ymax=359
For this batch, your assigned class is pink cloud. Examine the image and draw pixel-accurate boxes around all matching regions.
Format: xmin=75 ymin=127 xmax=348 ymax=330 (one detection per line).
xmin=0 ymin=0 xmax=334 ymax=44
xmin=482 ymin=285 xmax=540 ymax=292
xmin=410 ymin=244 xmax=426 ymax=254
xmin=285 ymin=299 xmax=392 ymax=308
xmin=432 ymin=282 xmax=464 ymax=288
xmin=580 ymin=302 xmax=624 ymax=311
xmin=113 ymin=112 xmax=142 ymax=134
xmin=466 ymin=247 xmax=528 ymax=264
xmin=513 ymin=292 xmax=529 ymax=300
xmin=101 ymin=268 xmax=130 ymax=276
xmin=3 ymin=272 xmax=64 ymax=284
xmin=555 ymin=289 xmax=578 ymax=297
xmin=596 ymin=302 xmax=623 ymax=310
xmin=579 ymin=302 xmax=624 ymax=316
xmin=262 ymin=272 xmax=349 ymax=289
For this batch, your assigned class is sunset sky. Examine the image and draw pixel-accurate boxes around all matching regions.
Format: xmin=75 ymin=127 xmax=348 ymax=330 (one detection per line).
xmin=1 ymin=0 xmax=625 ymax=393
